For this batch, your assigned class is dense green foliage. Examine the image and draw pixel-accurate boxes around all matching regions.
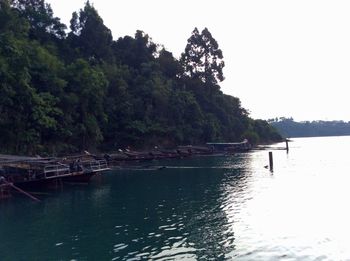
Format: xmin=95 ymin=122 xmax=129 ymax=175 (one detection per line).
xmin=270 ymin=118 xmax=350 ymax=138
xmin=0 ymin=0 xmax=281 ymax=155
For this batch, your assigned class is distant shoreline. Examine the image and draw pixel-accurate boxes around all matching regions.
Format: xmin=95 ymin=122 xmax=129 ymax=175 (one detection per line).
xmin=270 ymin=119 xmax=350 ymax=138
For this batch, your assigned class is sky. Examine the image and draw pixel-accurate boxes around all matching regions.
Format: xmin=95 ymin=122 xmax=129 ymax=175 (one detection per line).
xmin=46 ymin=0 xmax=350 ymax=122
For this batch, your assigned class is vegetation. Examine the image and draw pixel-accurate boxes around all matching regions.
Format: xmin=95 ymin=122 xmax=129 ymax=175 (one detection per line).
xmin=0 ymin=0 xmax=282 ymax=155
xmin=270 ymin=118 xmax=350 ymax=138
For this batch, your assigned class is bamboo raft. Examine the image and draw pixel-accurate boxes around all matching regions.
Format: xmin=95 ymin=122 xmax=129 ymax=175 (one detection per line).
xmin=102 ymin=144 xmax=242 ymax=164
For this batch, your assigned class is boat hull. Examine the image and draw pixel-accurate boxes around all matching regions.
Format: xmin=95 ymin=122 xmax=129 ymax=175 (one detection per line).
xmin=10 ymin=171 xmax=100 ymax=190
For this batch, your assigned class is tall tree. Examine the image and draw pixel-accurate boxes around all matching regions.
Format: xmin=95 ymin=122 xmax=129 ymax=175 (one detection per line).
xmin=158 ymin=48 xmax=182 ymax=79
xmin=113 ymin=30 xmax=157 ymax=70
xmin=181 ymin=27 xmax=224 ymax=88
xmin=68 ymin=1 xmax=113 ymax=62
xmin=12 ymin=0 xmax=66 ymax=42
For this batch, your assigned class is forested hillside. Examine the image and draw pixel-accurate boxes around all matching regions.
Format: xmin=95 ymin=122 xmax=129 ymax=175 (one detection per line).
xmin=0 ymin=0 xmax=281 ymax=155
xmin=270 ymin=118 xmax=350 ymax=138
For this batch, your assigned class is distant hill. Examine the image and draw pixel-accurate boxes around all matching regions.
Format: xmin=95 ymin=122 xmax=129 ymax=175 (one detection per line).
xmin=269 ymin=118 xmax=350 ymax=138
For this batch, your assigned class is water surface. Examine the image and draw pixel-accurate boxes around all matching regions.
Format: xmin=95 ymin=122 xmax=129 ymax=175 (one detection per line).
xmin=1 ymin=136 xmax=350 ymax=260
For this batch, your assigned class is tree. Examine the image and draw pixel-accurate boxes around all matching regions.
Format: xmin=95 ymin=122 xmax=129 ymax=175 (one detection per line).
xmin=0 ymin=0 xmax=29 ymax=37
xmin=68 ymin=1 xmax=113 ymax=62
xmin=63 ymin=59 xmax=108 ymax=150
xmin=181 ymin=27 xmax=224 ymax=88
xmin=0 ymin=36 xmax=63 ymax=153
xmin=113 ymin=30 xmax=157 ymax=70
xmin=158 ymin=48 xmax=182 ymax=79
xmin=12 ymin=0 xmax=66 ymax=42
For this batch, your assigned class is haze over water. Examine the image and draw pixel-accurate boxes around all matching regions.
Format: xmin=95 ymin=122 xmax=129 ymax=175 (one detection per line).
xmin=1 ymin=136 xmax=350 ymax=260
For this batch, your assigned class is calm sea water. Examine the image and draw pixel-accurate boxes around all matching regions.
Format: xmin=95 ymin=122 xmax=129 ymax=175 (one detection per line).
xmin=1 ymin=136 xmax=350 ymax=260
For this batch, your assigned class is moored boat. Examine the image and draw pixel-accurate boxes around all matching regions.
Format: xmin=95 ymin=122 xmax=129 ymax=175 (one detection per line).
xmin=0 ymin=155 xmax=109 ymax=189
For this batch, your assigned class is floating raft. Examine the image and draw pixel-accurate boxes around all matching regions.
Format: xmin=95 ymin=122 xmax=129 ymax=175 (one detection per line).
xmin=103 ymin=142 xmax=252 ymax=164
xmin=0 ymin=154 xmax=110 ymax=197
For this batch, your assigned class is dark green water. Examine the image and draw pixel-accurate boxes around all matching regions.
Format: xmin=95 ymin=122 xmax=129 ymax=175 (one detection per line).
xmin=0 ymin=156 xmax=246 ymax=260
xmin=2 ymin=137 xmax=350 ymax=260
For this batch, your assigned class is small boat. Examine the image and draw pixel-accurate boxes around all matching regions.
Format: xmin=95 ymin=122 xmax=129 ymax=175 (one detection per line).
xmin=0 ymin=156 xmax=109 ymax=189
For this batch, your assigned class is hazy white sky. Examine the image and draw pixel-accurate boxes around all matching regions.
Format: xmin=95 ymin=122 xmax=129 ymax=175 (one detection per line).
xmin=46 ymin=0 xmax=350 ymax=121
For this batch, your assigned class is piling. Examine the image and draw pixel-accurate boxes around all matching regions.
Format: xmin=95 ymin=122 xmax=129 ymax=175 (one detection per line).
xmin=286 ymin=139 xmax=289 ymax=152
xmin=269 ymin=151 xmax=273 ymax=171
xmin=0 ymin=184 xmax=11 ymax=199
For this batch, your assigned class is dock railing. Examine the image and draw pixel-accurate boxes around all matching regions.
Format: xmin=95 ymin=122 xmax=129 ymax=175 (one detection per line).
xmin=43 ymin=164 xmax=70 ymax=178
xmin=81 ymin=160 xmax=109 ymax=172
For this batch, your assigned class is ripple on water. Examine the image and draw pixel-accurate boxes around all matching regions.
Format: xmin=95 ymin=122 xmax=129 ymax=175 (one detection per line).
xmin=113 ymin=243 xmax=128 ymax=253
xmin=4 ymin=138 xmax=350 ymax=260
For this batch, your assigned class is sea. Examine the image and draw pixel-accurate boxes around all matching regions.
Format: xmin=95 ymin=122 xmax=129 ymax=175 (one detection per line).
xmin=1 ymin=136 xmax=350 ymax=260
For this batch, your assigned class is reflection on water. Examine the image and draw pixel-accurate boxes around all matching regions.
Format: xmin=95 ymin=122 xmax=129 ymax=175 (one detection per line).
xmin=2 ymin=136 xmax=350 ymax=260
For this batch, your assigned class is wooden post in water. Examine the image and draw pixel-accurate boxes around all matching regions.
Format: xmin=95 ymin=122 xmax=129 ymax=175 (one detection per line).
xmin=286 ymin=139 xmax=289 ymax=152
xmin=269 ymin=151 xmax=273 ymax=171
